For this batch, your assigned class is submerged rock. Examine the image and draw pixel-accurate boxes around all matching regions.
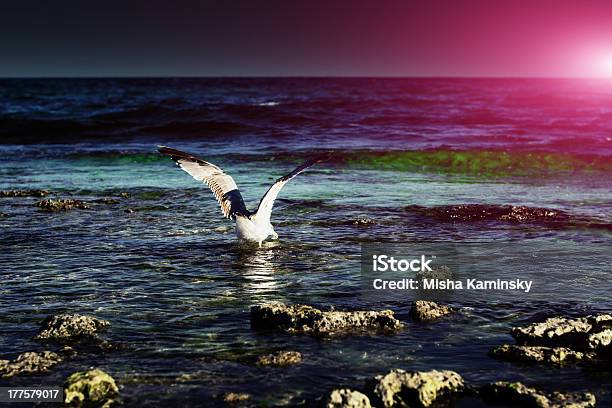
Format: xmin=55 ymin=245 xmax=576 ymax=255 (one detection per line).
xmin=511 ymin=314 xmax=612 ymax=351
xmin=480 ymin=381 xmax=596 ymax=408
xmin=60 ymin=345 xmax=79 ymax=358
xmin=64 ymin=368 xmax=118 ymax=407
xmin=36 ymin=199 xmax=90 ymax=211
xmin=250 ymin=302 xmax=403 ymax=337
xmin=222 ymin=392 xmax=251 ymax=403
xmin=324 ymin=389 xmax=372 ymax=408
xmin=34 ymin=314 xmax=110 ymax=342
xmin=373 ymin=369 xmax=464 ymax=407
xmin=351 ymin=218 xmax=376 ymax=225
xmin=0 ymin=351 xmax=62 ymax=378
xmin=415 ymin=265 xmax=453 ymax=281
xmin=409 ymin=300 xmax=452 ymax=322
xmin=407 ymin=204 xmax=570 ymax=224
xmin=489 ymin=344 xmax=589 ymax=365
xmin=257 ymin=350 xmax=302 ymax=366
xmin=96 ymin=198 xmax=120 ymax=205
xmin=0 ymin=189 xmax=50 ymax=197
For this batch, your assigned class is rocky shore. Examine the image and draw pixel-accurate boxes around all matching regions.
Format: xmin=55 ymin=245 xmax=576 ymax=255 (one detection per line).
xmin=490 ymin=314 xmax=612 ymax=367
xmin=1 ymin=304 xmax=608 ymax=407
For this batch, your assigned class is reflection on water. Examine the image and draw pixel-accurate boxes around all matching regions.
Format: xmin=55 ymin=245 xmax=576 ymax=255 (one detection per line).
xmin=235 ymin=244 xmax=282 ymax=298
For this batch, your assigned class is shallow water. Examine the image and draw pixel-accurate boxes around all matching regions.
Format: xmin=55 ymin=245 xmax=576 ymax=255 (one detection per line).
xmin=0 ymin=78 xmax=611 ymax=407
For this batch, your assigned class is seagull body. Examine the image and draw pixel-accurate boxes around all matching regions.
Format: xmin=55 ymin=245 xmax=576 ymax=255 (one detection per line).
xmin=158 ymin=146 xmax=327 ymax=246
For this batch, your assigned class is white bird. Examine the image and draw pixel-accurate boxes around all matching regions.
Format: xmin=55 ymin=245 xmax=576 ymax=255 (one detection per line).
xmin=158 ymin=146 xmax=329 ymax=247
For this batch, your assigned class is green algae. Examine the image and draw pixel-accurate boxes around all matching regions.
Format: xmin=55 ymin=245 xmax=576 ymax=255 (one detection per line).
xmin=340 ymin=150 xmax=612 ymax=177
xmin=70 ymin=153 xmax=163 ymax=165
xmin=64 ymin=368 xmax=118 ymax=407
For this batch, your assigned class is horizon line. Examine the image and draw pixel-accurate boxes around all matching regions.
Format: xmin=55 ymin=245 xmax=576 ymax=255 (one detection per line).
xmin=2 ymin=75 xmax=612 ymax=80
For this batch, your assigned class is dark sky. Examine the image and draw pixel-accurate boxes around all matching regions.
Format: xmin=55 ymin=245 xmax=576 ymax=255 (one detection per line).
xmin=2 ymin=0 xmax=612 ymax=77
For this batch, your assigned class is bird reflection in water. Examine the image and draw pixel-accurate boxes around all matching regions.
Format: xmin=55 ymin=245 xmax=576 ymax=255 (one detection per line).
xmin=234 ymin=243 xmax=283 ymax=299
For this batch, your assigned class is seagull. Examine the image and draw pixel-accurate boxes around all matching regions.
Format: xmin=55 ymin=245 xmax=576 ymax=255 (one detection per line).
xmin=158 ymin=146 xmax=329 ymax=247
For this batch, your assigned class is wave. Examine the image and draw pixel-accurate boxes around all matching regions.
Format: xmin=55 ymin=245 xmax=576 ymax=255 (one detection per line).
xmin=2 ymin=78 xmax=612 ymax=159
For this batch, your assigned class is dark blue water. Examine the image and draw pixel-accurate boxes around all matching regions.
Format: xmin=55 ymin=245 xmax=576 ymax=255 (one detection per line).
xmin=0 ymin=78 xmax=610 ymax=407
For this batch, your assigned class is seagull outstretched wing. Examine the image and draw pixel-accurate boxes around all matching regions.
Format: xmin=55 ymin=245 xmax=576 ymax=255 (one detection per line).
xmin=254 ymin=154 xmax=330 ymax=223
xmin=158 ymin=146 xmax=249 ymax=219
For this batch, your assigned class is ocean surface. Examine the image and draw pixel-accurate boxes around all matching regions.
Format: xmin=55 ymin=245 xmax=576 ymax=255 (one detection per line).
xmin=0 ymin=78 xmax=611 ymax=406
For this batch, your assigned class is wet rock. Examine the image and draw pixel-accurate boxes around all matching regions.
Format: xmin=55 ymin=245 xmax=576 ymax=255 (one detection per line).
xmin=34 ymin=314 xmax=110 ymax=342
xmin=407 ymin=204 xmax=570 ymax=223
xmin=64 ymin=368 xmax=118 ymax=407
xmin=0 ymin=189 xmax=50 ymax=197
xmin=409 ymin=300 xmax=452 ymax=322
xmin=36 ymin=199 xmax=90 ymax=211
xmin=96 ymin=198 xmax=120 ymax=205
xmin=352 ymin=218 xmax=376 ymax=225
xmin=222 ymin=392 xmax=251 ymax=403
xmin=415 ymin=265 xmax=453 ymax=281
xmin=489 ymin=344 xmax=590 ymax=365
xmin=250 ymin=302 xmax=403 ymax=337
xmin=480 ymin=381 xmax=596 ymax=408
xmin=373 ymin=369 xmax=464 ymax=407
xmin=257 ymin=350 xmax=302 ymax=366
xmin=511 ymin=314 xmax=612 ymax=351
xmin=499 ymin=206 xmax=566 ymax=223
xmin=587 ymin=329 xmax=612 ymax=353
xmin=324 ymin=389 xmax=372 ymax=408
xmin=60 ymin=345 xmax=79 ymax=358
xmin=0 ymin=351 xmax=62 ymax=377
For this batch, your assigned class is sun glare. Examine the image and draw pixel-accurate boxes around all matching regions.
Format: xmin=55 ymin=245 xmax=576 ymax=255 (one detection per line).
xmin=591 ymin=52 xmax=612 ymax=78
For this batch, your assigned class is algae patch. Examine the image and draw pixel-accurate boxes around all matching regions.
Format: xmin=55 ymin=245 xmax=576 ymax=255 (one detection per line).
xmin=64 ymin=368 xmax=118 ymax=407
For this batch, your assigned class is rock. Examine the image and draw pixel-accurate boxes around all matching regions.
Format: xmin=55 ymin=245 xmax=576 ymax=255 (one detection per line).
xmin=0 ymin=351 xmax=62 ymax=377
xmin=36 ymin=199 xmax=90 ymax=211
xmin=0 ymin=189 xmax=50 ymax=197
xmin=409 ymin=301 xmax=452 ymax=322
xmin=60 ymin=345 xmax=79 ymax=358
xmin=222 ymin=392 xmax=250 ymax=403
xmin=587 ymin=329 xmax=612 ymax=352
xmin=257 ymin=350 xmax=302 ymax=366
xmin=373 ymin=369 xmax=464 ymax=407
xmin=415 ymin=265 xmax=453 ymax=281
xmin=511 ymin=314 xmax=612 ymax=351
xmin=480 ymin=381 xmax=596 ymax=408
xmin=408 ymin=204 xmax=569 ymax=223
xmin=352 ymin=218 xmax=376 ymax=225
xmin=64 ymin=368 xmax=118 ymax=407
xmin=250 ymin=302 xmax=403 ymax=337
xmin=34 ymin=314 xmax=110 ymax=342
xmin=324 ymin=389 xmax=372 ymax=408
xmin=96 ymin=198 xmax=120 ymax=205
xmin=489 ymin=344 xmax=590 ymax=365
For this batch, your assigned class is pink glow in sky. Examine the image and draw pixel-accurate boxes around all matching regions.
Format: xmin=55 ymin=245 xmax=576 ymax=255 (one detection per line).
xmin=3 ymin=0 xmax=612 ymax=77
